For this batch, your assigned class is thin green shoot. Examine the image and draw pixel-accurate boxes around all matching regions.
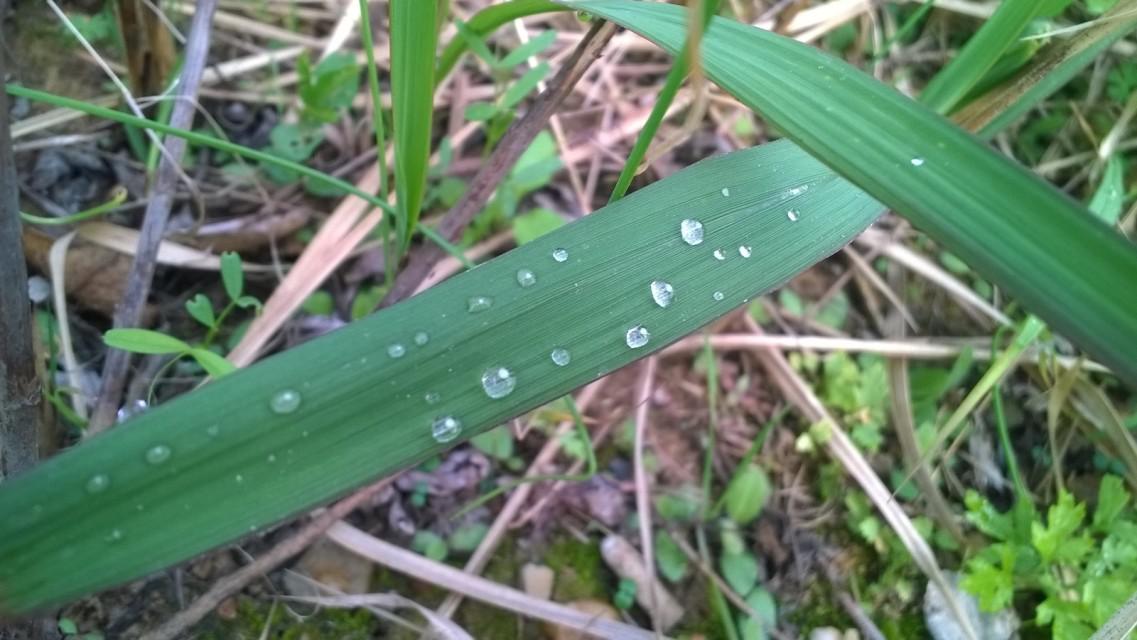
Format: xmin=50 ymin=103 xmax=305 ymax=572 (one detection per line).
xmin=357 ymin=0 xmax=396 ymax=286
xmin=452 ymin=395 xmax=597 ymax=519
xmin=5 ymin=84 xmax=473 ymax=268
xmin=701 ymin=335 xmax=718 ymax=514
xmin=697 ymin=525 xmax=741 ymax=640
xmin=873 ymin=0 xmax=936 ymax=60
xmin=710 ymin=409 xmax=782 ymax=517
xmin=435 ymin=0 xmax=565 ymax=82
xmin=20 ymin=186 xmax=127 ymax=226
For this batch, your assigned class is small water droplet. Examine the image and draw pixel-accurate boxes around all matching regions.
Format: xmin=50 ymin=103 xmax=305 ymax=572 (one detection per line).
xmin=680 ymin=219 xmax=704 ymax=246
xmin=713 ymin=249 xmax=726 ymax=261
xmin=739 ymin=246 xmax=753 ymax=258
xmin=721 ymin=187 xmax=730 ymax=197
xmin=626 ymin=326 xmax=650 ymax=349
xmin=783 ymin=185 xmax=809 ymax=200
xmin=467 ymin=296 xmax=494 ymax=313
xmin=424 ymin=391 xmax=441 ymax=405
xmin=910 ymin=157 xmax=925 ymax=167
xmin=650 ymin=280 xmax=674 ymax=308
xmin=235 ymin=474 xmax=245 ymax=483
xmin=269 ymin=389 xmax=301 ymax=414
xmin=387 ymin=343 xmax=406 ymax=358
xmin=205 ymin=424 xmax=220 ymax=438
xmin=431 ymin=415 xmax=462 ymax=443
xmin=116 ymin=398 xmax=148 ymax=424
xmin=516 ymin=268 xmax=537 ymax=287
xmin=481 ymin=367 xmax=517 ymax=399
xmin=105 ymin=529 xmax=124 ymax=543
xmin=713 ymin=291 xmax=725 ymax=301
xmin=787 ymin=209 xmax=800 ymax=222
xmin=266 ymin=454 xmax=277 ymax=463
xmin=414 ymin=331 xmax=430 ymax=346
xmin=552 ymin=248 xmax=569 ymax=263
xmin=551 ymin=348 xmax=571 ymax=366
xmin=144 ymin=444 xmax=172 ymax=466
xmin=86 ymin=473 xmax=110 ymax=494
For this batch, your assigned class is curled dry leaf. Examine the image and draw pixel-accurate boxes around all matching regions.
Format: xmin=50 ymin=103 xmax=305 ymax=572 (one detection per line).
xmin=23 ymin=227 xmax=152 ymax=319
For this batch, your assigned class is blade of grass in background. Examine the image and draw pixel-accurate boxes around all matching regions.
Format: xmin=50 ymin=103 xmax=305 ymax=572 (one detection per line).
xmin=436 ymin=0 xmax=565 ymax=81
xmin=561 ymin=0 xmax=1137 ymax=386
xmin=958 ymin=0 xmax=1137 ymax=137
xmin=609 ymin=0 xmax=720 ymax=202
xmin=389 ymin=0 xmax=438 ymax=249
xmin=0 ymin=141 xmax=884 ymax=614
xmin=918 ymin=0 xmax=1048 ymax=114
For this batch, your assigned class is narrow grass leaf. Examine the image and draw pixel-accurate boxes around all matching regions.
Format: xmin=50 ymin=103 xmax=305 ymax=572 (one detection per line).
xmin=562 ymin=0 xmax=1137 ymax=385
xmin=919 ymin=0 xmax=1047 ymax=114
xmin=0 ymin=140 xmax=881 ymax=613
xmin=103 ymin=329 xmax=190 ymax=355
xmin=390 ymin=0 xmax=439 ymax=248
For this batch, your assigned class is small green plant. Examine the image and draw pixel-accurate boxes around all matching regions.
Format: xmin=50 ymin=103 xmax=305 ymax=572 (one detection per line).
xmin=103 ymin=252 xmax=260 ymax=382
xmin=961 ymin=477 xmax=1137 ymax=639
xmin=57 ymin=617 xmax=103 ymax=640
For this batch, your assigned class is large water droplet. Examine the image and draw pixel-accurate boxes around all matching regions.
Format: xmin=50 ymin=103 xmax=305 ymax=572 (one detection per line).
xmin=144 ymin=444 xmax=172 ymax=466
xmin=739 ymin=246 xmax=753 ymax=258
xmin=713 ymin=249 xmax=726 ymax=261
xmin=270 ymin=389 xmax=301 ymax=414
xmin=551 ymin=348 xmax=571 ymax=366
xmin=552 ymin=248 xmax=569 ymax=263
xmin=481 ymin=367 xmax=517 ymax=399
xmin=467 ymin=296 xmax=494 ymax=313
xmin=516 ymin=268 xmax=537 ymax=287
xmin=424 ymin=391 xmax=441 ymax=405
xmin=721 ymin=187 xmax=731 ymax=197
xmin=680 ymin=219 xmax=704 ymax=245
xmin=713 ymin=291 xmax=725 ymax=301
xmin=787 ymin=209 xmax=800 ymax=222
xmin=387 ymin=343 xmax=407 ymax=358
xmin=910 ymin=157 xmax=925 ymax=167
xmin=414 ymin=331 xmax=430 ymax=346
xmin=626 ymin=326 xmax=650 ymax=349
xmin=650 ymin=280 xmax=674 ymax=308
xmin=86 ymin=473 xmax=110 ymax=494
xmin=432 ymin=415 xmax=462 ymax=443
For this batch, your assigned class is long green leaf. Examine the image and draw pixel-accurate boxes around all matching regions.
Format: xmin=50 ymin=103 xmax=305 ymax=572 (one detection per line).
xmin=919 ymin=0 xmax=1046 ymax=114
xmin=436 ymin=0 xmax=566 ymax=82
xmin=390 ymin=0 xmax=439 ymax=248
xmin=0 ymin=141 xmax=881 ymax=613
xmin=561 ymin=0 xmax=1137 ymax=385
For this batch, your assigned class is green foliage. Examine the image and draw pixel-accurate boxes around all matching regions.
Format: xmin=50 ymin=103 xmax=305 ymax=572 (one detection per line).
xmin=612 ymin=577 xmax=637 ymax=610
xmin=654 ymin=530 xmax=689 ymax=583
xmin=66 ymin=4 xmax=119 ymax=49
xmin=411 ymin=530 xmax=449 ymax=561
xmin=464 ymin=131 xmax=563 ymax=244
xmin=1088 ymin=156 xmax=1125 ymax=225
xmin=962 ymin=478 xmax=1137 ymax=637
xmin=512 ymin=208 xmax=566 ymax=245
xmin=654 ymin=485 xmax=705 ymax=522
xmin=297 ymin=52 xmax=360 ymax=124
xmin=802 ymin=352 xmax=889 ymax=452
xmin=721 ymin=463 xmax=771 ymax=525
xmin=470 ymin=425 xmax=514 ymax=460
xmin=448 ymin=522 xmax=489 ymax=553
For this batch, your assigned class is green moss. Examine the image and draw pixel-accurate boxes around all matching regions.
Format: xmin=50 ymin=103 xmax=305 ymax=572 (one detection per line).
xmin=455 ymin=535 xmax=524 ymax=638
xmin=543 ymin=537 xmax=608 ymax=602
xmin=199 ymin=598 xmax=377 ymax=639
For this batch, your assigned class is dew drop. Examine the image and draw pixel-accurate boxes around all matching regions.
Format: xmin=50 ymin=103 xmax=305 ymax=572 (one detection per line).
xmin=910 ymin=157 xmax=925 ymax=167
xmin=105 ymin=529 xmax=124 ymax=543
xmin=205 ymin=424 xmax=220 ymax=438
xmin=650 ymin=280 xmax=674 ymax=308
xmin=144 ymin=444 xmax=172 ymax=466
xmin=713 ymin=291 xmax=725 ymax=301
xmin=626 ymin=326 xmax=651 ymax=349
xmin=266 ymin=454 xmax=277 ymax=464
xmin=551 ymin=348 xmax=571 ymax=366
xmin=467 ymin=295 xmax=494 ymax=313
xmin=424 ymin=391 xmax=441 ymax=405
xmin=481 ymin=367 xmax=517 ymax=399
xmin=516 ymin=268 xmax=537 ymax=287
xmin=414 ymin=331 xmax=430 ymax=346
xmin=431 ymin=415 xmax=462 ymax=443
xmin=235 ymin=474 xmax=245 ymax=484
xmin=680 ymin=219 xmax=704 ymax=246
xmin=86 ymin=473 xmax=110 ymax=494
xmin=787 ymin=209 xmax=800 ymax=222
xmin=721 ymin=187 xmax=731 ymax=197
xmin=739 ymin=245 xmax=753 ymax=258
xmin=387 ymin=343 xmax=407 ymax=358
xmin=552 ymin=248 xmax=569 ymax=262
xmin=269 ymin=389 xmax=301 ymax=414
xmin=713 ymin=249 xmax=726 ymax=261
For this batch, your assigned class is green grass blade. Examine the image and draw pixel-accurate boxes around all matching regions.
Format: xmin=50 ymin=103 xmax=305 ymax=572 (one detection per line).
xmin=919 ymin=0 xmax=1046 ymax=114
xmin=561 ymin=0 xmax=1137 ymax=386
xmin=436 ymin=0 xmax=566 ymax=82
xmin=0 ymin=140 xmax=882 ymax=613
xmin=390 ymin=0 xmax=439 ymax=249
xmin=959 ymin=0 xmax=1137 ymax=137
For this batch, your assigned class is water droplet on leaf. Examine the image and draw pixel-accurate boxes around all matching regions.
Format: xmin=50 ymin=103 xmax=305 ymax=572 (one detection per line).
xmin=911 ymin=157 xmax=925 ymax=166
xmin=713 ymin=291 xmax=725 ymax=301
xmin=626 ymin=326 xmax=650 ymax=349
xmin=787 ymin=209 xmax=800 ymax=222
xmin=269 ymin=389 xmax=301 ymax=414
xmin=650 ymin=280 xmax=674 ymax=308
xmin=86 ymin=473 xmax=110 ymax=494
xmin=387 ymin=343 xmax=406 ymax=358
xmin=516 ymin=268 xmax=537 ymax=287
xmin=551 ymin=348 xmax=571 ymax=366
xmin=432 ymin=416 xmax=462 ymax=443
xmin=552 ymin=248 xmax=569 ymax=262
xmin=467 ymin=296 xmax=494 ymax=313
xmin=721 ymin=187 xmax=730 ymax=197
xmin=481 ymin=367 xmax=516 ymax=399
xmin=713 ymin=249 xmax=726 ymax=261
xmin=424 ymin=391 xmax=441 ymax=405
xmin=144 ymin=444 xmax=172 ymax=466
xmin=680 ymin=219 xmax=704 ymax=245
xmin=739 ymin=246 xmax=752 ymax=258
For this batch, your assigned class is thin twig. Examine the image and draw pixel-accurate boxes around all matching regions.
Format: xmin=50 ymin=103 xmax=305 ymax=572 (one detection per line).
xmin=139 ymin=478 xmax=393 ymax=640
xmin=0 ymin=7 xmax=42 ymax=479
xmin=632 ymin=356 xmax=661 ymax=637
xmin=378 ymin=20 xmax=618 ymax=308
xmin=88 ymin=1 xmax=219 ymax=433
